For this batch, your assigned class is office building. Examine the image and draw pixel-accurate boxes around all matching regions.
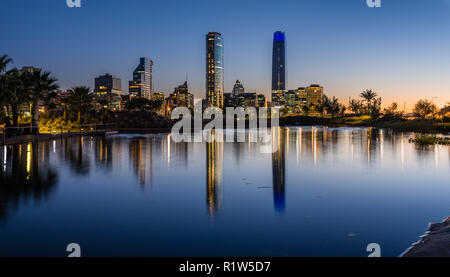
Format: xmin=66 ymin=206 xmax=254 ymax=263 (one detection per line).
xmin=272 ymin=31 xmax=286 ymax=91
xmin=206 ymin=32 xmax=224 ymax=108
xmin=165 ymin=81 xmax=194 ymax=116
xmin=94 ymin=74 xmax=123 ymax=111
xmin=129 ymin=57 xmax=153 ymax=99
xmin=232 ymin=80 xmax=245 ymax=97
xmin=306 ymin=84 xmax=324 ymax=107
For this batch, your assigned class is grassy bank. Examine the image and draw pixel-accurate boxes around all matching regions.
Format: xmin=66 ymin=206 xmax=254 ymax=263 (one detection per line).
xmin=38 ymin=110 xmax=174 ymax=134
xmin=281 ymin=115 xmax=450 ymax=133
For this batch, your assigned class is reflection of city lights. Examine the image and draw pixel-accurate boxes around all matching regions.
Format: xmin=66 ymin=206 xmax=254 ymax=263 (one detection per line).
xmin=380 ymin=130 xmax=384 ymax=163
xmin=286 ymin=128 xmax=289 ymax=154
xmin=26 ymin=143 xmax=31 ymax=179
xmin=401 ymin=133 xmax=405 ymax=170
xmin=167 ymin=134 xmax=171 ymax=166
xmin=299 ymin=128 xmax=302 ymax=155
xmin=297 ymin=128 xmax=302 ymax=163
xmin=206 ymin=132 xmax=223 ymax=218
xmin=3 ymin=145 xmax=6 ymax=171
xmin=350 ymin=132 xmax=354 ymax=161
xmin=312 ymin=127 xmax=317 ymax=164
xmin=367 ymin=130 xmax=371 ymax=165
xmin=435 ymin=145 xmax=439 ymax=169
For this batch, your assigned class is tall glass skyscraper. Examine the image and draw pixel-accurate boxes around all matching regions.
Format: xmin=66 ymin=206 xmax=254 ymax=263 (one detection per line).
xmin=272 ymin=31 xmax=286 ymax=92
xmin=129 ymin=57 xmax=153 ymax=99
xmin=206 ymin=32 xmax=224 ymax=108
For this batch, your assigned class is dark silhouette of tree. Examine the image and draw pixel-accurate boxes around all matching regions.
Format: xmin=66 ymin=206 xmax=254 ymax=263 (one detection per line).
xmin=67 ymin=86 xmax=94 ymax=124
xmin=27 ymin=70 xmax=59 ymax=133
xmin=413 ymin=99 xmax=438 ymax=119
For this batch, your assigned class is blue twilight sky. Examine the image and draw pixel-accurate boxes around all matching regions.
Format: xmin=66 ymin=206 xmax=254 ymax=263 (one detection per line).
xmin=1 ymin=0 xmax=450 ymax=110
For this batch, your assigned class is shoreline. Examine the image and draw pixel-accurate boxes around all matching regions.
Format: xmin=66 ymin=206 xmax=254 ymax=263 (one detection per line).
xmin=402 ymin=217 xmax=450 ymax=257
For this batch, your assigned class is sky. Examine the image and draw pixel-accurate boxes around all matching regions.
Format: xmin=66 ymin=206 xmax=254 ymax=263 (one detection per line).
xmin=1 ymin=0 xmax=450 ymax=111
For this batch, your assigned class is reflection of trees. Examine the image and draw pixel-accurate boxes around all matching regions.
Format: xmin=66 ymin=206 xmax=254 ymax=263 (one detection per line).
xmin=272 ymin=128 xmax=286 ymax=212
xmin=0 ymin=143 xmax=57 ymax=221
xmin=61 ymin=137 xmax=90 ymax=175
xmin=206 ymin=132 xmax=223 ymax=217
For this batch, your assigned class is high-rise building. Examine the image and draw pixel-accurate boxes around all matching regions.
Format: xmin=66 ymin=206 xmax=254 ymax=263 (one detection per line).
xmin=206 ymin=32 xmax=224 ymax=108
xmin=165 ymin=81 xmax=194 ymax=116
xmin=284 ymin=90 xmax=298 ymax=112
xmin=306 ymin=84 xmax=324 ymax=108
xmin=271 ymin=31 xmax=286 ymax=107
xmin=232 ymin=80 xmax=244 ymax=96
xmin=94 ymin=73 xmax=123 ymax=110
xmin=95 ymin=74 xmax=123 ymax=96
xmin=272 ymin=31 xmax=286 ymax=91
xmin=129 ymin=57 xmax=153 ymax=99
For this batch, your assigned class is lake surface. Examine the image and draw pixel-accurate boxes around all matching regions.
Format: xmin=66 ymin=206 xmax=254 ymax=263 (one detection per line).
xmin=0 ymin=127 xmax=449 ymax=257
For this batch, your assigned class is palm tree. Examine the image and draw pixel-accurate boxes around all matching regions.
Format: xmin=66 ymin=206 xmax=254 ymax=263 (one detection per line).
xmin=0 ymin=55 xmax=13 ymax=120
xmin=0 ymin=69 xmax=30 ymax=127
xmin=321 ymin=95 xmax=342 ymax=117
xmin=360 ymin=89 xmax=377 ymax=104
xmin=413 ymin=99 xmax=438 ymax=119
xmin=0 ymin=55 xmax=13 ymax=74
xmin=27 ymin=70 xmax=59 ymax=133
xmin=359 ymin=89 xmax=380 ymax=116
xmin=67 ymin=86 xmax=94 ymax=124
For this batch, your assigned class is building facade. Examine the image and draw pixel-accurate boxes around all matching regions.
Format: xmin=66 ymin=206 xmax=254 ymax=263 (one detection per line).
xmin=272 ymin=31 xmax=286 ymax=91
xmin=206 ymin=32 xmax=224 ymax=109
xmin=151 ymin=92 xmax=165 ymax=102
xmin=306 ymin=84 xmax=324 ymax=108
xmin=129 ymin=57 xmax=153 ymax=99
xmin=271 ymin=91 xmax=285 ymax=107
xmin=232 ymin=80 xmax=244 ymax=97
xmin=271 ymin=31 xmax=286 ymax=107
xmin=165 ymin=81 xmax=194 ymax=116
xmin=94 ymin=74 xmax=123 ymax=111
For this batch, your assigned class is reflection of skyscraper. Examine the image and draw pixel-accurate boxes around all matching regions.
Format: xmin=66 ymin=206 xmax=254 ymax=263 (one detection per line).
xmin=129 ymin=57 xmax=153 ymax=99
xmin=206 ymin=32 xmax=224 ymax=108
xmin=129 ymin=138 xmax=153 ymax=189
xmin=206 ymin=132 xmax=223 ymax=216
xmin=272 ymin=128 xmax=286 ymax=212
xmin=95 ymin=139 xmax=112 ymax=169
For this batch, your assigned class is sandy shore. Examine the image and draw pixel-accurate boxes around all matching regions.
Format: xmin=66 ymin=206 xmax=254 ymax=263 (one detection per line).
xmin=402 ymin=217 xmax=450 ymax=257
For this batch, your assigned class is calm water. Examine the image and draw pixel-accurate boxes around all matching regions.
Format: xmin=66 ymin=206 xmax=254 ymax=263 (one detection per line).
xmin=0 ymin=127 xmax=449 ymax=257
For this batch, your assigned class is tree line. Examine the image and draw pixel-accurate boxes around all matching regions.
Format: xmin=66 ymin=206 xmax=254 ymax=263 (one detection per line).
xmin=0 ymin=55 xmax=165 ymax=134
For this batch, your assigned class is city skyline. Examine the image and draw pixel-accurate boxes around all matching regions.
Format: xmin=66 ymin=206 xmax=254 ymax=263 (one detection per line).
xmin=2 ymin=0 xmax=450 ymax=110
